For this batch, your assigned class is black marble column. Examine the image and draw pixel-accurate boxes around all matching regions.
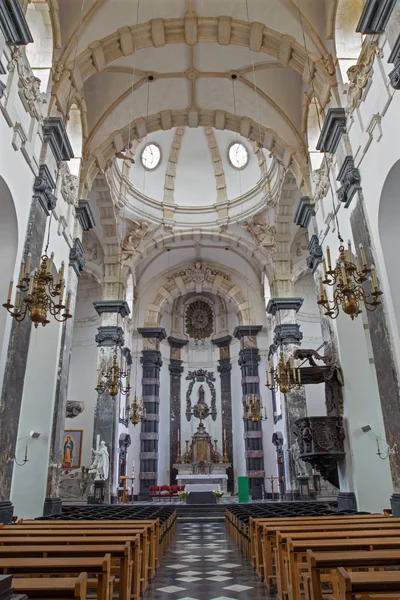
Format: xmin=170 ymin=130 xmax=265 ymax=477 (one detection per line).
xmin=234 ymin=326 xmax=264 ymax=500
xmin=168 ymin=337 xmax=187 ymax=485
xmin=0 ymin=119 xmax=72 ymax=523
xmin=44 ymin=236 xmax=90 ymax=516
xmin=138 ymin=328 xmax=166 ymax=500
xmin=213 ymin=336 xmax=234 ymax=493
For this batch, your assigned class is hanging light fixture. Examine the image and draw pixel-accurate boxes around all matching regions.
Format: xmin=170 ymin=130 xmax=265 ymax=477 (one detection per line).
xmin=3 ymin=253 xmax=72 ymax=328
xmin=127 ymin=395 xmax=146 ymax=426
xmin=266 ymin=352 xmax=302 ymax=394
xmin=243 ymin=394 xmax=268 ymax=423
xmin=95 ymin=352 xmax=131 ymax=398
xmin=317 ymin=241 xmax=383 ymax=320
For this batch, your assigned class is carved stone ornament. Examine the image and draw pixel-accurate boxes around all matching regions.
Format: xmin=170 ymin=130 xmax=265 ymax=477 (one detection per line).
xmin=33 ymin=164 xmax=56 ymax=216
xmin=66 ymin=400 xmax=85 ymax=418
xmin=307 ymin=234 xmax=323 ymax=273
xmin=8 ymin=46 xmax=45 ymax=122
xmin=313 ymin=156 xmax=332 ymax=204
xmin=337 ymin=156 xmax=362 ymax=208
xmin=52 ymin=60 xmax=64 ymax=82
xmin=121 ymin=219 xmax=152 ymax=259
xmin=346 ymin=40 xmax=383 ymax=117
xmin=69 ymin=238 xmax=86 ymax=277
xmin=241 ymin=211 xmax=276 ymax=248
xmin=60 ymin=162 xmax=79 ymax=207
xmin=185 ymin=299 xmax=214 ymax=340
xmin=388 ymin=35 xmax=400 ymax=91
xmin=323 ymin=53 xmax=336 ymax=75
xmin=186 ymin=369 xmax=217 ymax=422
xmin=168 ymin=261 xmax=230 ymax=284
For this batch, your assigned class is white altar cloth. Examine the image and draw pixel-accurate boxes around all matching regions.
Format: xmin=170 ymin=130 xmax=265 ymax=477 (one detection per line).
xmin=186 ymin=483 xmax=220 ymax=492
xmin=176 ymin=474 xmax=228 ymax=484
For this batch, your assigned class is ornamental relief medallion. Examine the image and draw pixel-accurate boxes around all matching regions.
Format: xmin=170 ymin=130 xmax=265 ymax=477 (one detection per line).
xmin=185 ymin=300 xmax=214 ymax=340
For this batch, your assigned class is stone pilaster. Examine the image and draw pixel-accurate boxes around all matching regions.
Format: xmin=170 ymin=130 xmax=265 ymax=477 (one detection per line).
xmin=168 ymin=337 xmax=187 ymax=485
xmin=0 ymin=126 xmax=72 ymax=522
xmin=138 ymin=328 xmax=166 ymax=499
xmin=234 ymin=326 xmax=264 ymax=500
xmin=213 ymin=336 xmax=234 ymax=493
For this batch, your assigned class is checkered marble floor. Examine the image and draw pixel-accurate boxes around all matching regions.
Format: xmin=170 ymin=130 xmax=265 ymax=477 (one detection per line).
xmin=143 ymin=522 xmax=275 ymax=600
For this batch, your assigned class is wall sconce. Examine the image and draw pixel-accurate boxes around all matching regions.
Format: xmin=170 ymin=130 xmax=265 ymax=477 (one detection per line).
xmin=6 ymin=446 xmax=29 ymax=467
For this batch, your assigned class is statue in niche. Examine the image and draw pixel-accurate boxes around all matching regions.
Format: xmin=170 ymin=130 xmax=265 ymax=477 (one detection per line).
xmin=89 ymin=440 xmax=110 ymax=481
xmin=198 ymin=385 xmax=205 ymax=404
xmin=289 ymin=439 xmax=307 ymax=478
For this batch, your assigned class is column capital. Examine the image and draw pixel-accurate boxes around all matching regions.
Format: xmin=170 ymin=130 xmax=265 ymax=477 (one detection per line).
xmin=217 ymin=357 xmax=232 ymax=375
xmin=307 ymin=234 xmax=324 ymax=273
xmin=293 ymin=197 xmax=315 ymax=228
xmin=273 ymin=323 xmax=303 ymax=346
xmin=266 ymin=298 xmax=303 ymax=315
xmin=167 ymin=336 xmax=188 ymax=349
xmin=212 ymin=335 xmax=232 ymax=348
xmin=356 ymin=0 xmax=397 ymax=34
xmin=138 ymin=327 xmax=167 ymax=341
xmin=316 ymin=108 xmax=346 ymax=154
xmin=337 ymin=156 xmax=361 ymax=209
xmin=95 ymin=326 xmax=124 ymax=347
xmin=389 ymin=35 xmax=400 ymax=90
xmin=169 ymin=358 xmax=184 ymax=376
xmin=69 ymin=238 xmax=85 ymax=277
xmin=42 ymin=117 xmax=74 ymax=164
xmin=33 ymin=165 xmax=56 ymax=216
xmin=93 ymin=300 xmax=130 ymax=318
xmin=0 ymin=0 xmax=33 ymax=44
xmin=76 ymin=200 xmax=95 ymax=231
xmin=233 ymin=325 xmax=262 ymax=340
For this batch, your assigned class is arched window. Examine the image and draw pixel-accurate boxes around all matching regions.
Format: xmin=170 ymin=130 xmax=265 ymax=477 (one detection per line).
xmin=25 ymin=0 xmax=53 ymax=93
xmin=335 ymin=0 xmax=364 ymax=82
xmin=66 ymin=104 xmax=83 ymax=177
xmin=126 ymin=273 xmax=134 ymax=316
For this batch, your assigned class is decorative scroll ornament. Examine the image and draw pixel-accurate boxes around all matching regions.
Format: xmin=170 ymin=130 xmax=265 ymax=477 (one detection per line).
xmin=185 ymin=299 xmax=213 ymax=340
xmin=186 ymin=369 xmax=217 ymax=422
xmin=241 ymin=211 xmax=276 ymax=248
xmin=168 ymin=261 xmax=230 ymax=284
xmin=346 ymin=40 xmax=382 ymax=117
xmin=323 ymin=53 xmax=336 ymax=76
xmin=313 ymin=157 xmax=332 ymax=204
xmin=60 ymin=162 xmax=79 ymax=207
xmin=66 ymin=401 xmax=85 ymax=418
xmin=121 ymin=220 xmax=152 ymax=259
xmin=8 ymin=47 xmax=45 ymax=122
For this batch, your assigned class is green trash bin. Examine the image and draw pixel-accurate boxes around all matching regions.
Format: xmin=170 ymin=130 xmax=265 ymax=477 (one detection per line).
xmin=238 ymin=476 xmax=249 ymax=503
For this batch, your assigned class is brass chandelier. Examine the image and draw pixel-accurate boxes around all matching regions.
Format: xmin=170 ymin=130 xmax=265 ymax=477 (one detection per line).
xmin=3 ymin=253 xmax=72 ymax=328
xmin=95 ymin=353 xmax=131 ymax=398
xmin=266 ymin=353 xmax=302 ymax=394
xmin=127 ymin=395 xmax=146 ymax=426
xmin=243 ymin=394 xmax=267 ymax=423
xmin=318 ymin=242 xmax=383 ymax=320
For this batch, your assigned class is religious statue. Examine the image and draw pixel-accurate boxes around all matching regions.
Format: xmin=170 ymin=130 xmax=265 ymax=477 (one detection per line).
xmin=63 ymin=435 xmax=75 ymax=471
xmin=89 ymin=440 xmax=110 ymax=481
xmin=289 ymin=439 xmax=307 ymax=478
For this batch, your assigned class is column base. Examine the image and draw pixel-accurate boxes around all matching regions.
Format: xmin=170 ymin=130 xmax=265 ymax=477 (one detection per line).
xmin=43 ymin=497 xmax=62 ymax=517
xmin=0 ymin=501 xmax=13 ymax=524
xmin=337 ymin=492 xmax=357 ymax=511
xmin=390 ymin=493 xmax=400 ymax=516
xmin=88 ymin=480 xmax=105 ymax=504
xmin=298 ymin=476 xmax=310 ymax=500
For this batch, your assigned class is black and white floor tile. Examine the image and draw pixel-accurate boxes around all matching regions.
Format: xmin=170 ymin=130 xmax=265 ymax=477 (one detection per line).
xmin=144 ymin=522 xmax=275 ymax=600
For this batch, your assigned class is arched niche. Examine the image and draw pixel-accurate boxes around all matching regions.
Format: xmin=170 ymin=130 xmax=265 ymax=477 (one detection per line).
xmin=0 ymin=177 xmax=18 ymax=354
xmin=66 ymin=103 xmax=83 ymax=177
xmin=378 ymin=159 xmax=400 ymax=341
xmin=25 ymin=0 xmax=54 ymax=93
xmin=335 ymin=0 xmax=364 ymax=82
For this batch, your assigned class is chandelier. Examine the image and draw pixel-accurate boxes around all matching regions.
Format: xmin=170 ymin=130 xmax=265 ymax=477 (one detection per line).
xmin=95 ymin=353 xmax=130 ymax=398
xmin=266 ymin=353 xmax=302 ymax=394
xmin=3 ymin=253 xmax=72 ymax=328
xmin=243 ymin=394 xmax=267 ymax=423
xmin=126 ymin=395 xmax=146 ymax=426
xmin=318 ymin=242 xmax=383 ymax=320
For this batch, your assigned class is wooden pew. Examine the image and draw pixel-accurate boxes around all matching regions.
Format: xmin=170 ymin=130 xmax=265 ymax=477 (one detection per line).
xmin=0 ymin=556 xmax=111 ymax=600
xmin=12 ymin=573 xmax=88 ymax=600
xmin=275 ymin=528 xmax=400 ymax=598
xmin=259 ymin=518 xmax=400 ymax=588
xmin=285 ymin=538 xmax=400 ymax=600
xmin=0 ymin=544 xmax=132 ymax=600
xmin=337 ymin=567 xmax=400 ymax=600
xmin=0 ymin=528 xmax=149 ymax=594
xmin=307 ymin=549 xmax=400 ymax=600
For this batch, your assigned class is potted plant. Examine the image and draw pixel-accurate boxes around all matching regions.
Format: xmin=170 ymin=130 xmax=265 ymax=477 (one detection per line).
xmin=178 ymin=489 xmax=190 ymax=503
xmin=213 ymin=489 xmax=224 ymax=503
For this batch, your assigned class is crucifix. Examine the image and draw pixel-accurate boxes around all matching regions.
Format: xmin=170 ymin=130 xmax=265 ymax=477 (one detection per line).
xmin=267 ymin=475 xmax=281 ymax=501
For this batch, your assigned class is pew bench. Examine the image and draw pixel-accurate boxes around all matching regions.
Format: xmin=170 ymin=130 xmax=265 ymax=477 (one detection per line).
xmin=337 ymin=567 xmax=400 ymax=600
xmin=307 ymin=549 xmax=400 ymax=600
xmin=12 ymin=573 xmax=88 ymax=600
xmin=0 ymin=556 xmax=111 ymax=600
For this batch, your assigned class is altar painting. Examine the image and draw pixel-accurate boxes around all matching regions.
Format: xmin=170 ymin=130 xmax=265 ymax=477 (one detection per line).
xmin=63 ymin=430 xmax=83 ymax=469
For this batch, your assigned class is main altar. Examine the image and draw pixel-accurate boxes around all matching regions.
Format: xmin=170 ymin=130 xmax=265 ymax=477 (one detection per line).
xmin=173 ymin=384 xmax=231 ymax=502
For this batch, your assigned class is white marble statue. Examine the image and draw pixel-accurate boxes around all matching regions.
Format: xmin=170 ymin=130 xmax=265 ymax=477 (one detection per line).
xmin=89 ymin=440 xmax=110 ymax=481
xmin=289 ymin=439 xmax=307 ymax=478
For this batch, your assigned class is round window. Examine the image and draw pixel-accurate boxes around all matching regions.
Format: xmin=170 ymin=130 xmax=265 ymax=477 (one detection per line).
xmin=228 ymin=142 xmax=249 ymax=170
xmin=141 ymin=143 xmax=161 ymax=170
